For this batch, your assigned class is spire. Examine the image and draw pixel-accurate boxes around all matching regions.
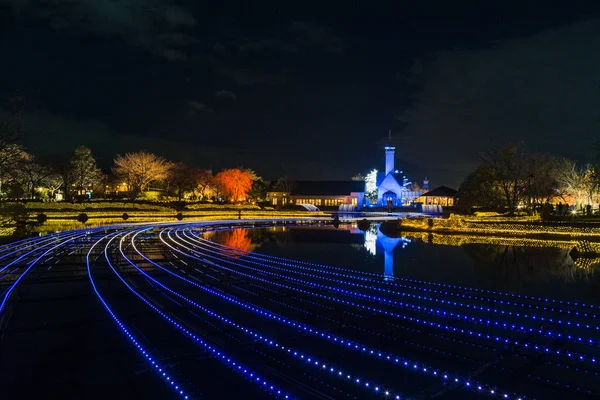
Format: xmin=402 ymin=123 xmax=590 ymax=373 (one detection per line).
xmin=384 ymin=130 xmax=395 ymax=175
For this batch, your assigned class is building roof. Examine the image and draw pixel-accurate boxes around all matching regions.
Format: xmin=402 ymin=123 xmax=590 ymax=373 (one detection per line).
xmin=376 ymin=171 xmax=402 ymax=186
xmin=288 ymin=181 xmax=365 ymax=196
xmin=422 ymin=186 xmax=459 ymax=198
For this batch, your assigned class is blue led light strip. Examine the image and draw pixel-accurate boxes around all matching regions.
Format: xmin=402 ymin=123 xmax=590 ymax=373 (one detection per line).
xmin=191 ymin=230 xmax=600 ymax=324
xmin=167 ymin=228 xmax=599 ymax=367
xmin=137 ymin=227 xmax=527 ymax=400
xmin=185 ymin=229 xmax=600 ymax=347
xmin=104 ymin=230 xmax=294 ymax=399
xmin=86 ymin=231 xmax=192 ymax=400
xmin=120 ymin=231 xmax=404 ymax=400
xmin=1 ymin=232 xmax=85 ymax=314
xmin=191 ymin=228 xmax=600 ymax=314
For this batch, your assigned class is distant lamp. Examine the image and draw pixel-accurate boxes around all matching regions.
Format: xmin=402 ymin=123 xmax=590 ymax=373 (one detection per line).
xmin=394 ymin=170 xmax=399 ymax=173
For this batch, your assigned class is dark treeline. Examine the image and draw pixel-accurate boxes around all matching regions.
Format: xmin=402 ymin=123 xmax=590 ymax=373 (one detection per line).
xmin=0 ymin=98 xmax=270 ymax=203
xmin=458 ymin=143 xmax=600 ymax=215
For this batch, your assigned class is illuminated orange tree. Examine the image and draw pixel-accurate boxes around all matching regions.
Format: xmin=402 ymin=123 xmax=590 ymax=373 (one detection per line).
xmin=214 ymin=168 xmax=253 ymax=202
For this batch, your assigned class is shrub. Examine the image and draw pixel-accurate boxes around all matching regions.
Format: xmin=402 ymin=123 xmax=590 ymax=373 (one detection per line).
xmin=77 ymin=213 xmax=89 ymax=223
xmin=138 ymin=191 xmax=161 ymax=201
xmin=36 ymin=213 xmax=48 ymax=224
xmin=176 ymin=212 xmax=184 ymax=221
xmin=122 ymin=212 xmax=129 ymax=221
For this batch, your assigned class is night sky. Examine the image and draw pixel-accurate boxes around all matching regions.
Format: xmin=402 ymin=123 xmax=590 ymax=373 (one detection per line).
xmin=1 ymin=1 xmax=600 ymax=187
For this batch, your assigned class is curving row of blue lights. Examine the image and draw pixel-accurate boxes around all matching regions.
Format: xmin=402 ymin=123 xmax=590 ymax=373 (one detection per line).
xmin=102 ymin=229 xmax=296 ymax=399
xmin=170 ymin=228 xmax=598 ymax=366
xmin=86 ymin=231 xmax=194 ymax=399
xmin=1 ymin=232 xmax=85 ymax=314
xmin=119 ymin=231 xmax=404 ymax=399
xmin=148 ymin=227 xmax=527 ymax=399
xmin=191 ymin=229 xmax=599 ymax=323
xmin=190 ymin=228 xmax=599 ymax=316
xmin=187 ymin=231 xmax=600 ymax=341
xmin=3 ymin=220 xmax=598 ymax=400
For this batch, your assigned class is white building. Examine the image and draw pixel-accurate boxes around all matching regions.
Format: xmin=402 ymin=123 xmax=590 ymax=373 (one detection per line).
xmin=375 ymin=138 xmax=422 ymax=206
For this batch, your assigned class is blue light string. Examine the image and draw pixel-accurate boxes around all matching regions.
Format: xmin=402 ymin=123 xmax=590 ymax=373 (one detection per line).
xmin=167 ymin=228 xmax=599 ymax=367
xmin=191 ymin=227 xmax=600 ymax=314
xmin=87 ymin=231 xmax=193 ymax=399
xmin=185 ymin=230 xmax=600 ymax=347
xmin=119 ymin=231 xmax=400 ymax=399
xmin=104 ymin=230 xmax=294 ymax=399
xmin=0 ymin=230 xmax=78 ymax=275
xmin=0 ymin=232 xmax=84 ymax=314
xmin=191 ymin=230 xmax=600 ymax=324
xmin=142 ymin=228 xmax=527 ymax=400
xmin=144 ymin=225 xmax=600 ymax=396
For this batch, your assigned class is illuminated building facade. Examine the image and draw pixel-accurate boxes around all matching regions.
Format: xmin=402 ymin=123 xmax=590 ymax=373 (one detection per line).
xmin=415 ymin=185 xmax=459 ymax=207
xmin=267 ymin=181 xmax=365 ymax=209
xmin=375 ymin=139 xmax=422 ymax=206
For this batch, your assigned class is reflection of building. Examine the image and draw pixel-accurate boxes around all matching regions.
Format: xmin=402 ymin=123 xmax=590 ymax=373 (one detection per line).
xmin=267 ymin=181 xmax=365 ymax=208
xmin=287 ymin=226 xmax=365 ymax=244
xmin=364 ymin=227 xmax=377 ymax=256
xmin=416 ymin=186 xmax=459 ymax=207
xmin=364 ymin=226 xmax=410 ymax=279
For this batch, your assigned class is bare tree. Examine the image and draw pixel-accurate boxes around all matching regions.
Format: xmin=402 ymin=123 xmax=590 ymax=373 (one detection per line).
xmin=0 ymin=96 xmax=26 ymax=176
xmin=113 ymin=151 xmax=171 ymax=199
xmin=167 ymin=163 xmax=206 ymax=201
xmin=11 ymin=154 xmax=56 ymax=199
xmin=557 ymin=161 xmax=598 ymax=208
xmin=523 ymin=154 xmax=565 ymax=206
xmin=193 ymin=169 xmax=214 ymax=200
xmin=458 ymin=164 xmax=504 ymax=210
xmin=351 ymin=173 xmax=365 ymax=181
xmin=482 ymin=144 xmax=531 ymax=213
xmin=274 ymin=176 xmax=295 ymax=193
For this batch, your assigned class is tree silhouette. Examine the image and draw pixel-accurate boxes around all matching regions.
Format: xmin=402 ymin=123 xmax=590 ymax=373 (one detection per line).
xmin=70 ymin=146 xmax=102 ymax=197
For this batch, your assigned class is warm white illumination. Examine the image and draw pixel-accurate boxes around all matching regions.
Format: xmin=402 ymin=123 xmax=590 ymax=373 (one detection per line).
xmin=366 ymin=169 xmax=378 ymax=193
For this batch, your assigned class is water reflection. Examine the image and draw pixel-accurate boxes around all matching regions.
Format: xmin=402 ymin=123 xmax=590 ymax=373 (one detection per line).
xmin=205 ymin=228 xmax=255 ymax=257
xmin=212 ymin=224 xmax=600 ymax=303
xmin=364 ymin=225 xmax=410 ymax=280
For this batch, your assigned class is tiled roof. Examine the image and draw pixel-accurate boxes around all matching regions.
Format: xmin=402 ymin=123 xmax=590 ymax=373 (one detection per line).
xmin=422 ymin=186 xmax=459 ymax=197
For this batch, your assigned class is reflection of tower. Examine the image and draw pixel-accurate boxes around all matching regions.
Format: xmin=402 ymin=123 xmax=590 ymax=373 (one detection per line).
xmin=376 ymin=228 xmax=410 ymax=280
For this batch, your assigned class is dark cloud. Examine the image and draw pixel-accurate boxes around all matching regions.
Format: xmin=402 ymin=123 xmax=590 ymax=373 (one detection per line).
xmin=238 ymin=38 xmax=299 ymax=53
xmin=290 ymin=21 xmax=345 ymax=55
xmin=164 ymin=5 xmax=196 ymax=27
xmin=187 ymin=101 xmax=214 ymax=114
xmin=0 ymin=0 xmax=197 ymax=61
xmin=201 ymin=21 xmax=343 ymax=88
xmin=398 ymin=19 xmax=600 ymax=188
xmin=214 ymin=90 xmax=237 ymax=100
xmin=16 ymin=109 xmax=350 ymax=179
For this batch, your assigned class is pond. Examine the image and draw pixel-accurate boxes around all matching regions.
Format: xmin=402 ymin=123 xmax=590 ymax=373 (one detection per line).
xmin=208 ymin=223 xmax=600 ymax=305
xmin=3 ymin=221 xmax=600 ymax=399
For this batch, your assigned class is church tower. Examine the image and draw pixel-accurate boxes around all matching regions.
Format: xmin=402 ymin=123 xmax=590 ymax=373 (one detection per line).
xmin=385 ymin=129 xmax=395 ymax=175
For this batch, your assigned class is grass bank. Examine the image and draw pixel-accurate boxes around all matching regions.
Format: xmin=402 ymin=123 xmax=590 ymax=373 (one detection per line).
xmin=380 ymin=214 xmax=600 ymax=240
xmin=0 ymin=201 xmax=328 ymax=237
